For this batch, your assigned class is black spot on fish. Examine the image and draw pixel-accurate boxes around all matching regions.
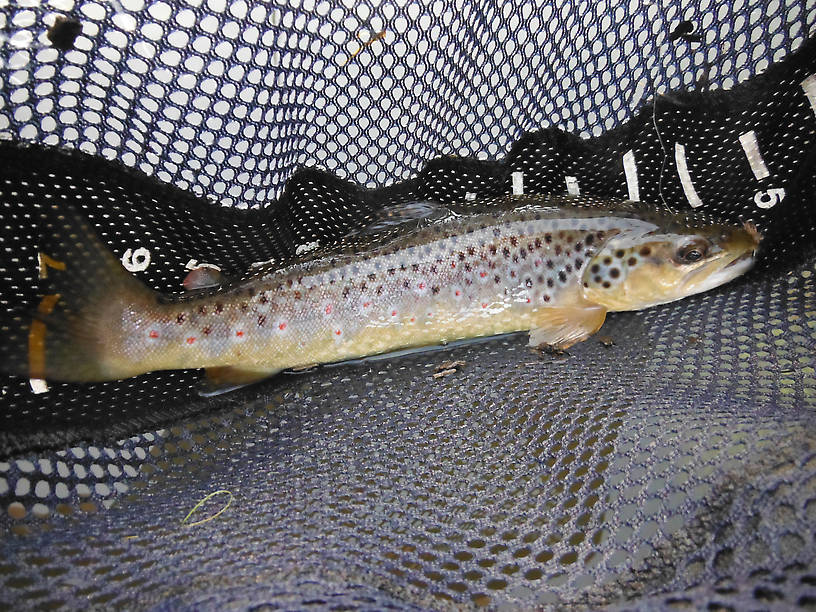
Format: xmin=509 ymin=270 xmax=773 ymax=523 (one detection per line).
xmin=464 ymin=262 xmax=472 ymax=271
xmin=214 ymin=303 xmax=224 ymax=314
xmin=489 ymin=245 xmax=498 ymax=255
xmin=639 ymin=246 xmax=651 ymax=256
xmin=525 ymin=278 xmax=533 ymax=287
xmin=543 ymin=294 xmax=551 ymax=302
xmin=535 ymin=238 xmax=542 ymax=248
xmin=585 ymin=234 xmax=595 ymax=245
xmin=493 ymin=228 xmax=501 ymax=237
xmin=510 ymin=236 xmax=518 ymax=246
xmin=615 ymin=250 xmax=625 ymax=259
xmin=575 ymin=258 xmax=583 ymax=268
xmin=176 ymin=313 xmax=186 ymax=324
xmin=628 ymin=257 xmax=637 ymax=266
xmin=591 ymin=264 xmax=600 ymax=273
xmin=388 ymin=268 xmax=396 ymax=275
xmin=368 ymin=273 xmax=376 ymax=281
xmin=544 ymin=234 xmax=552 ymax=243
xmin=342 ymin=287 xmax=350 ymax=298
xmin=503 ymin=248 xmax=511 ymax=258
xmin=546 ymin=260 xmax=554 ymax=269
xmin=537 ymin=275 xmax=544 ymax=284
xmin=467 ymin=246 xmax=475 ymax=255
xmin=594 ymin=276 xmax=602 ymax=283
xmin=202 ymin=326 xmax=212 ymax=335
xmin=565 ymin=264 xmax=572 ymax=273
xmin=527 ymin=243 xmax=535 ymax=252
xmin=258 ymin=315 xmax=266 ymax=326
xmin=259 ymin=294 xmax=268 ymax=304
xmin=377 ymin=285 xmax=384 ymax=295
xmin=512 ymin=255 xmax=519 ymax=263
xmin=602 ymin=281 xmax=611 ymax=288
xmin=403 ymin=280 xmax=410 ymax=289
xmin=603 ymin=257 xmax=612 ymax=265
xmin=432 ymin=286 xmax=440 ymax=294
xmin=519 ymin=249 xmax=527 ymax=259
xmin=555 ymin=245 xmax=562 ymax=256
xmin=412 ymin=264 xmax=420 ymax=272
xmin=199 ymin=305 xmax=208 ymax=315
xmin=558 ymin=271 xmax=567 ymax=283
xmin=495 ymin=275 xmax=501 ymax=284
xmin=547 ymin=278 xmax=554 ymax=288
xmin=458 ymin=252 xmax=466 ymax=261
xmin=610 ymin=268 xmax=620 ymax=278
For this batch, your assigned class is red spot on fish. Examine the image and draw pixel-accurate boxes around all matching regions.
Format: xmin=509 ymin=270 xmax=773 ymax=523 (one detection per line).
xmin=526 ymin=298 xmax=531 ymax=303
xmin=480 ymin=271 xmax=487 ymax=278
xmin=451 ymin=262 xmax=456 ymax=268
xmin=186 ymin=337 xmax=196 ymax=344
xmin=481 ymin=303 xmax=488 ymax=308
xmin=149 ymin=330 xmax=159 ymax=338
xmin=335 ymin=330 xmax=342 ymax=336
xmin=418 ymin=282 xmax=425 ymax=290
xmin=363 ymin=301 xmax=371 ymax=308
xmin=410 ymin=317 xmax=415 ymax=322
xmin=236 ymin=330 xmax=244 ymax=337
xmin=391 ymin=310 xmax=397 ymax=316
xmin=278 ymin=322 xmax=286 ymax=331
xmin=325 ymin=304 xmax=333 ymax=315
xmin=455 ymin=290 xmax=461 ymax=296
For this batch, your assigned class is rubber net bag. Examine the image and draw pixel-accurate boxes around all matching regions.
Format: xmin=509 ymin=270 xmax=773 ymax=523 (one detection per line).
xmin=0 ymin=0 xmax=815 ymax=609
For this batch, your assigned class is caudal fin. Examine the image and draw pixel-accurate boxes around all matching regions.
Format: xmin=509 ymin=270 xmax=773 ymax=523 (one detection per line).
xmin=1 ymin=204 xmax=157 ymax=383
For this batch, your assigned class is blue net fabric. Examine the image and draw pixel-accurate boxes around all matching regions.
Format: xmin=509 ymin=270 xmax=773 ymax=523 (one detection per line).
xmin=1 ymin=0 xmax=816 ymax=610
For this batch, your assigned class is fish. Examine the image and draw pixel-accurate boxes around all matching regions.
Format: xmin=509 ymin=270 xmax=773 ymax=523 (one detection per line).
xmin=6 ymin=196 xmax=760 ymax=392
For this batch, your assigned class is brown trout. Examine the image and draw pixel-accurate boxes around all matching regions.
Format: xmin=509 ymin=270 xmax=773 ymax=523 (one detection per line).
xmin=12 ymin=196 xmax=760 ymax=390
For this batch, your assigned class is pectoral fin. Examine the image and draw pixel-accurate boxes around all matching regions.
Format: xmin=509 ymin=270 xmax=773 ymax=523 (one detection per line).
xmin=200 ymin=366 xmax=280 ymax=397
xmin=529 ymin=305 xmax=607 ymax=351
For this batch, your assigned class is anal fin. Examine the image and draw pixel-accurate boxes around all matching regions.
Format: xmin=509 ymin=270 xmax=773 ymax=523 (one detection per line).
xmin=529 ymin=305 xmax=607 ymax=351
xmin=200 ymin=366 xmax=280 ymax=397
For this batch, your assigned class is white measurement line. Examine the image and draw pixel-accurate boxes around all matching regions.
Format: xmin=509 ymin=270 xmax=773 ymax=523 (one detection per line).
xmin=29 ymin=379 xmax=48 ymax=394
xmin=565 ymin=175 xmax=580 ymax=195
xmin=622 ymin=150 xmax=640 ymax=201
xmin=674 ymin=143 xmax=703 ymax=208
xmin=738 ymin=131 xmax=770 ymax=180
xmin=511 ymin=172 xmax=524 ymax=195
xmin=802 ymin=74 xmax=816 ymax=118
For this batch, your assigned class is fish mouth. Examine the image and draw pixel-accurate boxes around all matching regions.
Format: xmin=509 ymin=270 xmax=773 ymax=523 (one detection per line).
xmin=685 ymin=250 xmax=756 ymax=295
xmin=722 ymin=250 xmax=756 ymax=270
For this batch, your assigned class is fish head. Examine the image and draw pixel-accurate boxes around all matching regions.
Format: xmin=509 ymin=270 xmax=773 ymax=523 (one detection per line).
xmin=581 ymin=215 xmax=761 ymax=311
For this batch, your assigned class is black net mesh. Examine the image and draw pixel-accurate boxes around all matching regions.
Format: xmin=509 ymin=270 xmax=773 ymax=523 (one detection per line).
xmin=1 ymin=0 xmax=816 ymax=609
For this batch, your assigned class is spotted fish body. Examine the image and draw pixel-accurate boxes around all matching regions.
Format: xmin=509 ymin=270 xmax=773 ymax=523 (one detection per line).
xmin=18 ymin=196 xmax=760 ymax=387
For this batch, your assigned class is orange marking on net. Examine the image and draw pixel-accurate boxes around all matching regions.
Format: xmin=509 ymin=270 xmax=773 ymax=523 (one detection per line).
xmin=28 ymin=293 xmax=61 ymax=379
xmin=38 ymin=253 xmax=66 ymax=279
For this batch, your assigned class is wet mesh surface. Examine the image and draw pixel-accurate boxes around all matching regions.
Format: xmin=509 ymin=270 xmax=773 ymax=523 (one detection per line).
xmin=1 ymin=0 xmax=816 ymax=609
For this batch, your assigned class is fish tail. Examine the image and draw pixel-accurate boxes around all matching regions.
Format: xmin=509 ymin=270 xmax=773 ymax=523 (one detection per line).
xmin=1 ymin=204 xmax=158 ymax=383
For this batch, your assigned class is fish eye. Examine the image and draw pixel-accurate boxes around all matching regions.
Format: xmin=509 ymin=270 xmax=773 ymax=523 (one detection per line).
xmin=675 ymin=240 xmax=708 ymax=264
